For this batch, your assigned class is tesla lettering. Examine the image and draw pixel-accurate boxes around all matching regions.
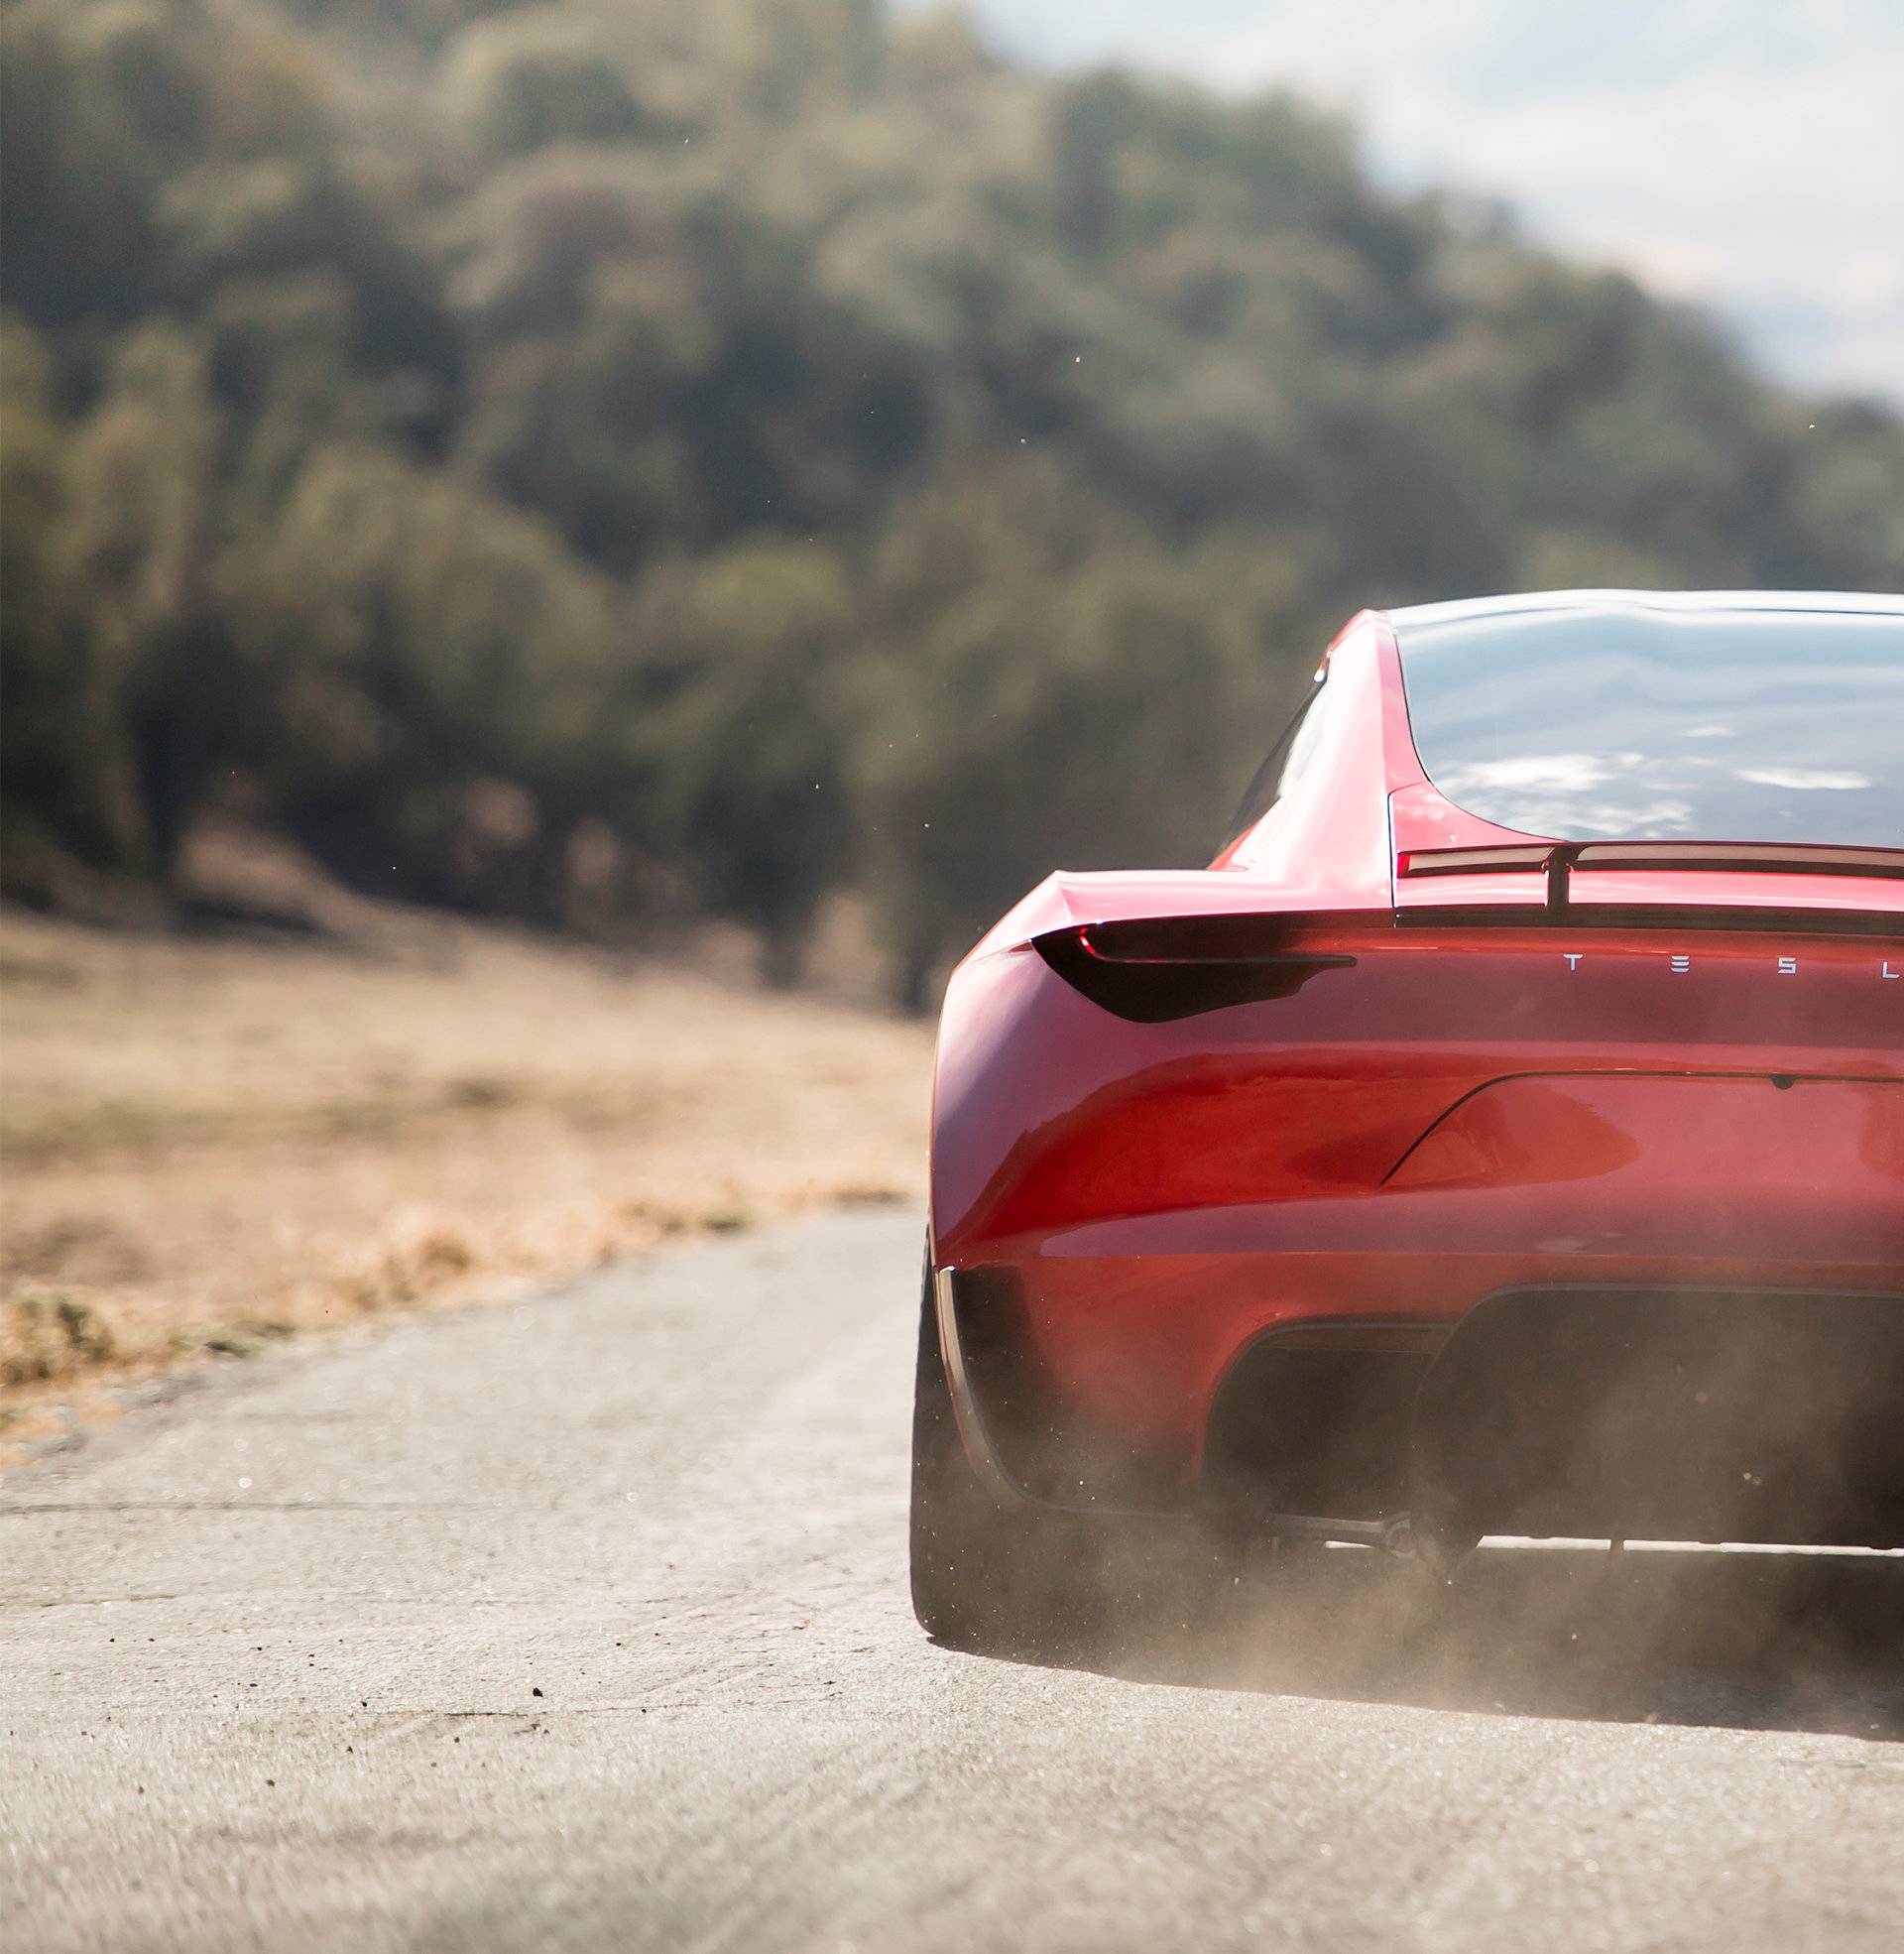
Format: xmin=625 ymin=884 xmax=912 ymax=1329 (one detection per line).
xmin=1552 ymin=954 xmax=1904 ymax=979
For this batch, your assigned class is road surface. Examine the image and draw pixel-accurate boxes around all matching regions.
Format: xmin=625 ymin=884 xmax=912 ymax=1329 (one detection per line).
xmin=4 ymin=1208 xmax=1901 ymax=1952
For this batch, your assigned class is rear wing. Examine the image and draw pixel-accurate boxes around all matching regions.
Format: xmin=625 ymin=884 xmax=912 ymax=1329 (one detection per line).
xmin=1394 ymin=839 xmax=1904 ymax=934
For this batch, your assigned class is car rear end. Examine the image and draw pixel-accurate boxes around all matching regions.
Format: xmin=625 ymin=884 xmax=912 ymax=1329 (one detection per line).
xmin=933 ymin=901 xmax=1902 ymax=1542
xmin=927 ymin=593 xmax=1904 ymax=1560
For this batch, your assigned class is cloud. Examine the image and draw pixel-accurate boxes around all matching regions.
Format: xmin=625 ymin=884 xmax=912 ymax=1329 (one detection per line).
xmin=1734 ymin=768 xmax=1871 ymax=791
xmin=1438 ymin=754 xmax=1617 ymax=794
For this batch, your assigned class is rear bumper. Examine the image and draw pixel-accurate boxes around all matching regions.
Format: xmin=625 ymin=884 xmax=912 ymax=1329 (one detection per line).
xmin=949 ymin=1197 xmax=1904 ymax=1467
xmin=935 ymin=1242 xmax=1904 ymax=1547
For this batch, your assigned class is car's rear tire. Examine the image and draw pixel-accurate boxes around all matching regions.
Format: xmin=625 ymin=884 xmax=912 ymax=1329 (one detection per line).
xmin=908 ymin=1260 xmax=1082 ymax=1652
xmin=909 ymin=1255 xmax=1236 ymax=1655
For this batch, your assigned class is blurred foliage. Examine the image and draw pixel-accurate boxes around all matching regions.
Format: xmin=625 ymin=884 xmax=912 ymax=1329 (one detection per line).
xmin=4 ymin=0 xmax=1901 ymax=996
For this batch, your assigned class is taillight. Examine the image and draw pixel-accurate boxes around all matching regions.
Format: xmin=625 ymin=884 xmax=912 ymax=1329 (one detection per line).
xmin=1032 ymin=916 xmax=1355 ymax=1023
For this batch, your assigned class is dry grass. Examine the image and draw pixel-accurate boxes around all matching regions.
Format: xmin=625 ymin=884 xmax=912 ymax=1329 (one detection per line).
xmin=0 ymin=868 xmax=929 ymax=1460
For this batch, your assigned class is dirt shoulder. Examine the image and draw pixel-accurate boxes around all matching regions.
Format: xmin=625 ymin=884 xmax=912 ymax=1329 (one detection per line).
xmin=0 ymin=899 xmax=928 ymax=1459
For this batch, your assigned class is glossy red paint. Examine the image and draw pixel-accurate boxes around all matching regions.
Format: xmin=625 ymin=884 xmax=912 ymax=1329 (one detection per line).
xmin=927 ymin=595 xmax=1904 ymax=1522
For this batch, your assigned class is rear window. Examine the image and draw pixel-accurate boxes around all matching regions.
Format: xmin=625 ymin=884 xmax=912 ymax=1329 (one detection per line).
xmin=1393 ymin=602 xmax=1904 ymax=847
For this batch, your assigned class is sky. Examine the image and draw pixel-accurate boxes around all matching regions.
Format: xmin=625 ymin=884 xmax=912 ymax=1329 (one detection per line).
xmin=906 ymin=0 xmax=1904 ymax=403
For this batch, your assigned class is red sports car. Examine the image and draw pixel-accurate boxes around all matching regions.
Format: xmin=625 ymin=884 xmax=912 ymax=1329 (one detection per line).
xmin=911 ymin=589 xmax=1904 ymax=1650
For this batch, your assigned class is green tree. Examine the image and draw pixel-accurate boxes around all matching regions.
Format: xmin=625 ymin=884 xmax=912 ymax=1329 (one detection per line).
xmin=0 ymin=322 xmax=142 ymax=883
xmin=637 ymin=539 xmax=860 ymax=984
xmin=633 ymin=539 xmax=855 ymax=977
xmin=59 ymin=327 xmax=234 ymax=882
xmin=850 ymin=461 xmax=1275 ymax=1007
xmin=442 ymin=15 xmax=656 ymax=161
xmin=230 ymin=443 xmax=617 ymax=916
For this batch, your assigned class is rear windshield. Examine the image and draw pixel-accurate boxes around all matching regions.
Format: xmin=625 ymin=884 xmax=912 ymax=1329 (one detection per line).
xmin=1393 ymin=603 xmax=1904 ymax=847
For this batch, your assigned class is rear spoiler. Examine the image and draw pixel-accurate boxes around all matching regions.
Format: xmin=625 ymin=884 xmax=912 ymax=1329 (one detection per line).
xmin=1396 ymin=840 xmax=1904 ymax=935
xmin=1401 ymin=840 xmax=1904 ymax=888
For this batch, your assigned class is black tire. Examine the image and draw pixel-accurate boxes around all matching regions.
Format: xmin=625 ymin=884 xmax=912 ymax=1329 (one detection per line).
xmin=908 ymin=1255 xmax=1237 ymax=1655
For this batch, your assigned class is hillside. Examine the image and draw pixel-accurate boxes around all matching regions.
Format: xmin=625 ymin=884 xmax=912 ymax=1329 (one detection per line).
xmin=5 ymin=0 xmax=1904 ymax=1005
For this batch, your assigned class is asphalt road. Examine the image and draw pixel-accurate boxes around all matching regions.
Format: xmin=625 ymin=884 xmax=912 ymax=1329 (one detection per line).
xmin=5 ymin=1208 xmax=1902 ymax=1953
